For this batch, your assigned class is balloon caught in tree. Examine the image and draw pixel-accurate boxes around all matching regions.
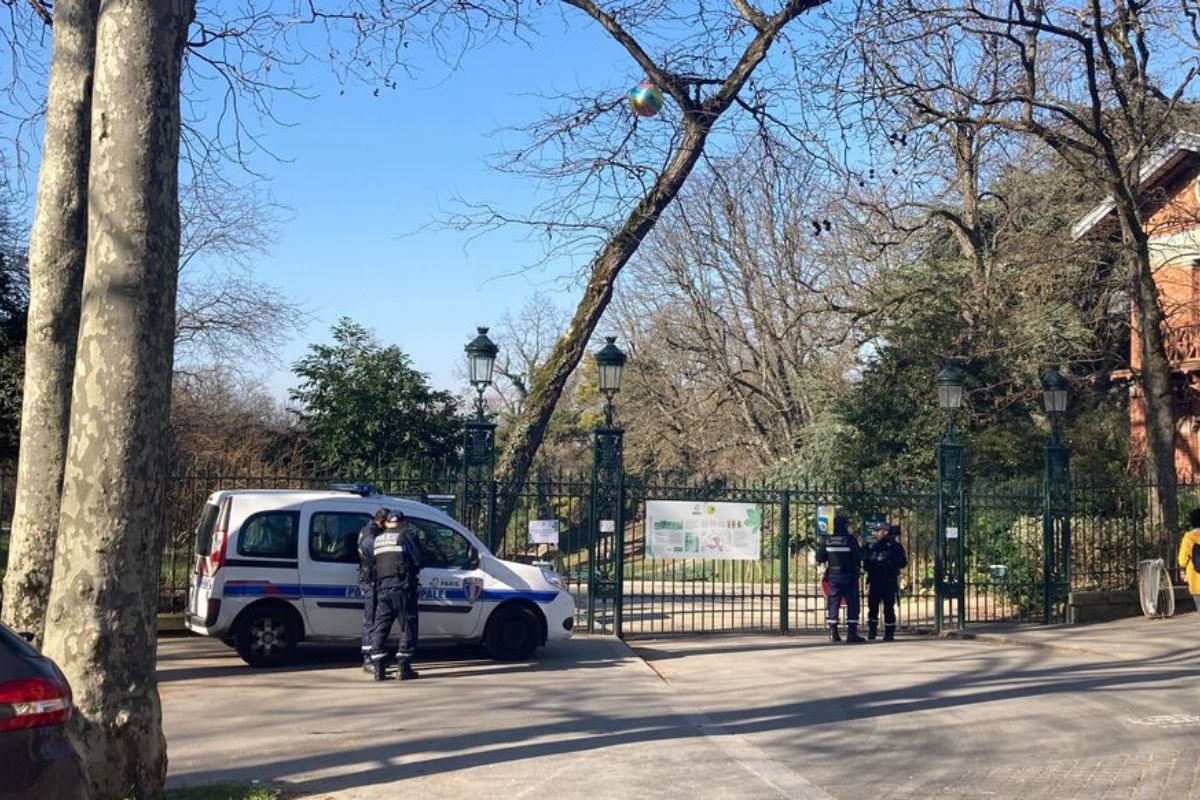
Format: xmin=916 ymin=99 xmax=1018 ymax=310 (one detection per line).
xmin=628 ymin=81 xmax=664 ymax=117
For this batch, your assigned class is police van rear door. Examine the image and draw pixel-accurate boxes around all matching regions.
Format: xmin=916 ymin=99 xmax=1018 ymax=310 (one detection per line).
xmin=300 ymin=502 xmax=371 ymax=639
xmin=187 ymin=496 xmax=224 ymax=624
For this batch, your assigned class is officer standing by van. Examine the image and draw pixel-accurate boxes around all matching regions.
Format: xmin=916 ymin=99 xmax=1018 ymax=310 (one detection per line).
xmin=816 ymin=514 xmax=865 ymax=643
xmin=357 ymin=507 xmax=389 ymax=671
xmin=368 ymin=511 xmax=427 ymax=681
xmin=865 ymin=522 xmax=908 ymax=641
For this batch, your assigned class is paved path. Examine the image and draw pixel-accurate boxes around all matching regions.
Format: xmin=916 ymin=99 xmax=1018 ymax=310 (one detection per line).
xmin=161 ymin=614 xmax=1200 ymax=799
xmin=160 ymin=637 xmax=830 ymax=799
xmin=633 ymin=615 xmax=1200 ymax=799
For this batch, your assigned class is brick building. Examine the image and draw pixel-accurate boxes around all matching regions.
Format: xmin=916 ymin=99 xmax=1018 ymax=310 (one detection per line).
xmin=1073 ymin=132 xmax=1200 ymax=480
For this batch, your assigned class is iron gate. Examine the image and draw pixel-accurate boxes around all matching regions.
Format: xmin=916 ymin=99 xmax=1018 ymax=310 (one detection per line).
xmin=496 ymin=476 xmax=1093 ymax=637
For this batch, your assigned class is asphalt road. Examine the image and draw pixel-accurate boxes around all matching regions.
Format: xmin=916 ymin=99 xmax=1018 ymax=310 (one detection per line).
xmin=633 ymin=621 xmax=1200 ymax=799
xmin=161 ymin=617 xmax=1200 ymax=799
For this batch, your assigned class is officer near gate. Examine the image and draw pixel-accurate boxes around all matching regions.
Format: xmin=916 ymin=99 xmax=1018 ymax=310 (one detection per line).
xmin=865 ymin=522 xmax=908 ymax=641
xmin=357 ymin=507 xmax=389 ymax=671
xmin=368 ymin=510 xmax=427 ymax=681
xmin=816 ymin=514 xmax=865 ymax=643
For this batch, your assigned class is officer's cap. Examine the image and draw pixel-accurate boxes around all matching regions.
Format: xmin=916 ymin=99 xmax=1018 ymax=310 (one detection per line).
xmin=385 ymin=510 xmax=406 ymax=524
xmin=833 ymin=515 xmax=849 ymax=536
xmin=870 ymin=520 xmax=890 ymax=532
xmin=373 ymin=507 xmax=390 ymax=523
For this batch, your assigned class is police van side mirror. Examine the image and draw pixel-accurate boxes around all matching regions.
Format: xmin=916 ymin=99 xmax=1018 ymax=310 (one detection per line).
xmin=467 ymin=547 xmax=480 ymax=570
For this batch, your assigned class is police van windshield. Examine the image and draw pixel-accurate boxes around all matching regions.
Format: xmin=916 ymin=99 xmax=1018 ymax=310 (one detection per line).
xmin=408 ymin=520 xmax=473 ymax=570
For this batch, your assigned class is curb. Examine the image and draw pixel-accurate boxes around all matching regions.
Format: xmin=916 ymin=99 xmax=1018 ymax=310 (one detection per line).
xmin=942 ymin=629 xmax=1112 ymax=658
xmin=157 ymin=614 xmax=192 ymax=638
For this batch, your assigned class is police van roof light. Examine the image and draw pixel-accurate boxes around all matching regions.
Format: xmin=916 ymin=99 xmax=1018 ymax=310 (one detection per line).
xmin=329 ymin=483 xmax=377 ymax=496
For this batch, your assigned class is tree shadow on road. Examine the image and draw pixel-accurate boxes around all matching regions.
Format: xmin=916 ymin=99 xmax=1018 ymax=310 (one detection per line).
xmin=167 ymin=636 xmax=1200 ymax=796
xmin=157 ymin=637 xmax=637 ymax=683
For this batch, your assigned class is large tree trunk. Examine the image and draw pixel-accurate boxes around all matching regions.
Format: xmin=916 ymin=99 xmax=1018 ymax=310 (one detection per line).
xmin=39 ymin=1 xmax=194 ymax=796
xmin=487 ymin=0 xmax=823 ymax=541
xmin=1124 ymin=216 xmax=1180 ymax=552
xmin=1 ymin=0 xmax=98 ymax=644
xmin=492 ymin=122 xmax=712 ymax=543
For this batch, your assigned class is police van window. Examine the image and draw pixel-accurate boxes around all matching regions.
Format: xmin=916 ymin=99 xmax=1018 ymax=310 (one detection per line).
xmin=407 ymin=520 xmax=472 ymax=570
xmin=193 ymin=502 xmax=220 ymax=556
xmin=310 ymin=512 xmax=370 ymax=563
xmin=237 ymin=511 xmax=299 ymax=559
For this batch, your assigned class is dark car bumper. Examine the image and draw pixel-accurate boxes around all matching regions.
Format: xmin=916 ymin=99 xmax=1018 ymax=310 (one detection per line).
xmin=0 ymin=726 xmax=88 ymax=800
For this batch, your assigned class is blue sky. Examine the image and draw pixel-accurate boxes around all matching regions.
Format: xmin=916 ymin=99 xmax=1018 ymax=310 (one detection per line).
xmin=203 ymin=19 xmax=633 ymax=401
xmin=2 ymin=9 xmax=638 ymax=402
xmin=2 ymin=6 xmax=832 ymax=406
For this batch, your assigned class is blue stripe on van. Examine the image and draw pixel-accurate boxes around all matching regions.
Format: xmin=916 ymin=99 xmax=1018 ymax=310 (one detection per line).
xmin=221 ymin=583 xmax=558 ymax=604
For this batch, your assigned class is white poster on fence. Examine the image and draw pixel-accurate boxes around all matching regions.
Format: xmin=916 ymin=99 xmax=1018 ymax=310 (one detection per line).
xmin=528 ymin=519 xmax=559 ymax=545
xmin=645 ymin=501 xmax=762 ymax=561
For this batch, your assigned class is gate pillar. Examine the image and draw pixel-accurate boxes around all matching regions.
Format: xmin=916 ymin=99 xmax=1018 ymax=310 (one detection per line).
xmin=936 ymin=431 xmax=966 ymax=633
xmin=588 ymin=424 xmax=625 ymax=636
xmin=1043 ymin=433 xmax=1071 ymax=623
xmin=461 ymin=418 xmax=497 ymax=550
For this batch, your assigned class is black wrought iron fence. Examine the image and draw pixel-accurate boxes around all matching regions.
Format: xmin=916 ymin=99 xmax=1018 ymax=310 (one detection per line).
xmin=0 ymin=463 xmax=1191 ymax=632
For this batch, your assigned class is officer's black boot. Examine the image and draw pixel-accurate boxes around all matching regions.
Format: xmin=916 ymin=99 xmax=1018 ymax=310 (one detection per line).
xmin=398 ymin=658 xmax=420 ymax=681
xmin=845 ymin=623 xmax=866 ymax=644
xmin=371 ymin=658 xmax=387 ymax=682
xmin=828 ymin=624 xmax=841 ymax=643
xmin=362 ymin=654 xmax=373 ymax=673
xmin=867 ymin=621 xmax=878 ymax=641
xmin=883 ymin=626 xmax=896 ymax=642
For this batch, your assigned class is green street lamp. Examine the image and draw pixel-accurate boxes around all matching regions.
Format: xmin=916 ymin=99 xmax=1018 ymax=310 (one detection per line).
xmin=934 ymin=362 xmax=966 ymax=634
xmin=1041 ymin=365 xmax=1069 ymax=442
xmin=589 ymin=336 xmax=627 ymax=636
xmin=936 ymin=362 xmax=965 ymax=437
xmin=461 ymin=326 xmax=499 ymax=549
xmin=594 ymin=336 xmax=627 ymax=427
xmin=465 ymin=326 xmax=499 ymax=421
xmin=1040 ymin=365 xmax=1071 ymax=624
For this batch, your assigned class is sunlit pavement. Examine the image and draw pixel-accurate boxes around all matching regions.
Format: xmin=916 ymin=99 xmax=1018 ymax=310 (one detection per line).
xmin=161 ymin=615 xmax=1200 ymax=799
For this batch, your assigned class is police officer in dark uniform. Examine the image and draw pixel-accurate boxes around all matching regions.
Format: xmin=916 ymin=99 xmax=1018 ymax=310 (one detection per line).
xmin=865 ymin=522 xmax=908 ymax=641
xmin=368 ymin=510 xmax=427 ymax=681
xmin=816 ymin=514 xmax=865 ymax=643
xmin=357 ymin=507 xmax=389 ymax=671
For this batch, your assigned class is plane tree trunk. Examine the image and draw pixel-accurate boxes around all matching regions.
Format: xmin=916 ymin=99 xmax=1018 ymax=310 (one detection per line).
xmin=1 ymin=0 xmax=98 ymax=644
xmin=39 ymin=1 xmax=194 ymax=796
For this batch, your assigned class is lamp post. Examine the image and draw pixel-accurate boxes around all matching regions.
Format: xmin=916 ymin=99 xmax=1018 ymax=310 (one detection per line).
xmin=462 ymin=327 xmax=499 ymax=549
xmin=934 ymin=363 xmax=966 ymax=634
xmin=589 ymin=337 xmax=627 ymax=636
xmin=1041 ymin=365 xmax=1072 ymax=624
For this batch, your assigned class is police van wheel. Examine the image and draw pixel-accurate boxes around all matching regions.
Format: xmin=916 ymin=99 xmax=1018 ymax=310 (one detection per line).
xmin=234 ymin=606 xmax=299 ymax=668
xmin=485 ymin=605 xmax=539 ymax=661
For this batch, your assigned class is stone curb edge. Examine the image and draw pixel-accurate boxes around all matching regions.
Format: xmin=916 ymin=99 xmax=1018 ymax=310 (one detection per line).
xmin=941 ymin=629 xmax=1112 ymax=657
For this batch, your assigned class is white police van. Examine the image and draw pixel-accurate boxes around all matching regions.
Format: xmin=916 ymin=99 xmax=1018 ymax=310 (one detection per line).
xmin=184 ymin=487 xmax=576 ymax=667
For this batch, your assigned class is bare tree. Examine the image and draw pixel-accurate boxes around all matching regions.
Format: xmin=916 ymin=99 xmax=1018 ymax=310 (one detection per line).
xmin=38 ymin=2 xmax=194 ymax=795
xmin=171 ymin=370 xmax=297 ymax=466
xmin=611 ymin=150 xmax=866 ymax=474
xmin=488 ymin=292 xmax=569 ymax=419
xmin=175 ymin=170 xmax=307 ymax=372
xmin=477 ymin=0 xmax=830 ymax=536
xmin=843 ymin=0 xmax=1200 ymax=542
xmin=1 ymin=0 xmax=96 ymax=644
xmin=2 ymin=14 xmax=303 ymax=637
